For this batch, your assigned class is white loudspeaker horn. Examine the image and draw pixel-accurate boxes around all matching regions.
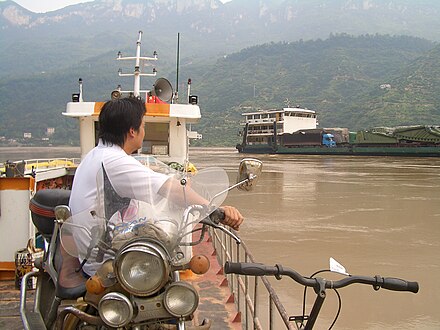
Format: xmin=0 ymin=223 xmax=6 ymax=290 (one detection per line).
xmin=153 ymin=78 xmax=173 ymax=103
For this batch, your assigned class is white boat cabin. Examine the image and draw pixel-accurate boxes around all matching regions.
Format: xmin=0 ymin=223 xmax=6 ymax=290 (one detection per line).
xmin=64 ymin=100 xmax=201 ymax=164
xmin=242 ymin=107 xmax=317 ymax=144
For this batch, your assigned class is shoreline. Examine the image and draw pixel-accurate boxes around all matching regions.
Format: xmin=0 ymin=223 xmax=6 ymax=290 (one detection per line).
xmin=0 ymin=146 xmax=238 ymax=163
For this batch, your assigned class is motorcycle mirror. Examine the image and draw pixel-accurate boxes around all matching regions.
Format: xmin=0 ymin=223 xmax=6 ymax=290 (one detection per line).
xmin=236 ymin=158 xmax=263 ymax=191
xmin=54 ymin=205 xmax=72 ymax=222
xmin=207 ymin=158 xmax=262 ymax=208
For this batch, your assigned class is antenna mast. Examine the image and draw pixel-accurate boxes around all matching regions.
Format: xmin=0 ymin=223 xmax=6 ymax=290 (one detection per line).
xmin=175 ymin=32 xmax=180 ymax=103
xmin=117 ymin=31 xmax=158 ymax=98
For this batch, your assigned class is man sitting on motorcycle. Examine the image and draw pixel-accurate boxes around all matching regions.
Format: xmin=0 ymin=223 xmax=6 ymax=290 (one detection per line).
xmin=69 ymin=97 xmax=244 ymax=276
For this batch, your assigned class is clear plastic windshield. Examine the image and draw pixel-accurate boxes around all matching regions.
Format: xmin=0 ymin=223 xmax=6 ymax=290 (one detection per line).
xmin=60 ymin=159 xmax=230 ymax=275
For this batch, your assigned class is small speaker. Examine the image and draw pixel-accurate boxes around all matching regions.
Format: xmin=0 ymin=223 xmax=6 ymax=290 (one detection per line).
xmin=189 ymin=95 xmax=198 ymax=105
xmin=111 ymin=90 xmax=122 ymax=100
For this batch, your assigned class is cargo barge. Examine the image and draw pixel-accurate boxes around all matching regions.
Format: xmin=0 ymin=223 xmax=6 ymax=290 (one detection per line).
xmin=236 ymin=107 xmax=440 ymax=156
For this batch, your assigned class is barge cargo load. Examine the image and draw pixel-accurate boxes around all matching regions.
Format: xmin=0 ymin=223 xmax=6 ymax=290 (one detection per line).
xmin=236 ymin=107 xmax=440 ymax=157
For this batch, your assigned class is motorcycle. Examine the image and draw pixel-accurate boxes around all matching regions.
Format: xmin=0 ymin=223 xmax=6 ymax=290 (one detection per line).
xmin=20 ymin=158 xmax=263 ymax=329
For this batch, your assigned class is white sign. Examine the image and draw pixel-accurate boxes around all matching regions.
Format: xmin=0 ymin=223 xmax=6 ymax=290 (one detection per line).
xmin=329 ymin=257 xmax=349 ymax=276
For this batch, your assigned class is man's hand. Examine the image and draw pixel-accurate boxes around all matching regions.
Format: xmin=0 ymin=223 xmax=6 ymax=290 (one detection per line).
xmin=220 ymin=206 xmax=244 ymax=230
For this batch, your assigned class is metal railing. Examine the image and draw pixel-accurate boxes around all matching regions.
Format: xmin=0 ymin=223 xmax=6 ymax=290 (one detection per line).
xmin=22 ymin=158 xmax=80 ymax=171
xmin=210 ymin=227 xmax=295 ymax=330
xmin=1 ymin=158 xmax=80 ymax=177
xmin=247 ymin=129 xmax=284 ymax=136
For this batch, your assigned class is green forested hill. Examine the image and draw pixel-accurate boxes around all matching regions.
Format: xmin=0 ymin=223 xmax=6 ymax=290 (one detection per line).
xmin=0 ymin=34 xmax=439 ymax=147
xmin=355 ymin=45 xmax=440 ymax=128
xmin=188 ymin=34 xmax=439 ymax=145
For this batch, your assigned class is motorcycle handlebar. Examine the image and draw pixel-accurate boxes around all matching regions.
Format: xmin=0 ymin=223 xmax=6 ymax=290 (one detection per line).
xmin=209 ymin=208 xmax=225 ymax=224
xmin=224 ymin=262 xmax=419 ymax=294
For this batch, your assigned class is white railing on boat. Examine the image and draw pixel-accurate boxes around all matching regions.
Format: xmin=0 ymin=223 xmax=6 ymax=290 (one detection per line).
xmin=210 ymin=228 xmax=294 ymax=330
xmin=23 ymin=158 xmax=81 ymax=171
xmin=0 ymin=158 xmax=81 ymax=177
xmin=247 ymin=119 xmax=283 ymax=124
xmin=247 ymin=129 xmax=283 ymax=136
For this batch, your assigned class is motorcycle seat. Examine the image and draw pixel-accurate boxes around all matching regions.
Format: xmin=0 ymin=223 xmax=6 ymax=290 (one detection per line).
xmin=56 ymin=241 xmax=87 ymax=300
xmin=29 ymin=189 xmax=71 ymax=239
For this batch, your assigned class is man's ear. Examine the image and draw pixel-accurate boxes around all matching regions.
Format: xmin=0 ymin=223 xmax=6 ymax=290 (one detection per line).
xmin=128 ymin=127 xmax=136 ymax=137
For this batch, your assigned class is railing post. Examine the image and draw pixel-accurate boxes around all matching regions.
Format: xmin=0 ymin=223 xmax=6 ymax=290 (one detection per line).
xmin=269 ymin=296 xmax=274 ymax=330
xmin=245 ymin=253 xmax=249 ymax=330
xmin=228 ymin=235 xmax=233 ymax=294
xmin=253 ymin=275 xmax=259 ymax=329
xmin=236 ymin=244 xmax=241 ymax=317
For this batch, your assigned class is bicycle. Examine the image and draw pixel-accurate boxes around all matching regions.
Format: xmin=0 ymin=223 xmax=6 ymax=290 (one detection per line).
xmin=224 ymin=260 xmax=419 ymax=329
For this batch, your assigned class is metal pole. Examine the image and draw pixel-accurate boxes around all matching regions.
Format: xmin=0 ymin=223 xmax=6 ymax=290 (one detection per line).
xmin=133 ymin=31 xmax=142 ymax=97
xmin=236 ymin=244 xmax=241 ymax=315
xmin=175 ymin=32 xmax=180 ymax=103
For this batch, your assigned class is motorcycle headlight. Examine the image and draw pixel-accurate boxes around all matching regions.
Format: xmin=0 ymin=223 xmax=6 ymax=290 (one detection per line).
xmin=164 ymin=282 xmax=199 ymax=317
xmin=115 ymin=241 xmax=170 ymax=296
xmin=98 ymin=292 xmax=133 ymax=327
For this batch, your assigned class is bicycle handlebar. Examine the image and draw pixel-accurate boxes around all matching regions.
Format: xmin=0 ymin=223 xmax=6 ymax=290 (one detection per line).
xmin=224 ymin=262 xmax=419 ymax=294
xmin=380 ymin=277 xmax=419 ymax=293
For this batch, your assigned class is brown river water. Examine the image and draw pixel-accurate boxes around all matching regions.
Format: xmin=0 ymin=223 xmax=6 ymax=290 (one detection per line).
xmin=1 ymin=147 xmax=439 ymax=329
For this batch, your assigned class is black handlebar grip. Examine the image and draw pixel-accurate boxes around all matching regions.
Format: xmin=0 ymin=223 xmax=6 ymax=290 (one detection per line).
xmin=381 ymin=277 xmax=419 ymax=293
xmin=209 ymin=208 xmax=225 ymax=224
xmin=224 ymin=262 xmax=279 ymax=276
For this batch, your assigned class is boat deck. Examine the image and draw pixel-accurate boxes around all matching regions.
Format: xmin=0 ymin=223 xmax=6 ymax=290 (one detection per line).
xmin=187 ymin=233 xmax=242 ymax=329
xmin=0 ymin=279 xmax=24 ymax=330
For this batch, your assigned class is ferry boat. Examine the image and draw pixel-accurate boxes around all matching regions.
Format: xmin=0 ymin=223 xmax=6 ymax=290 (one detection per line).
xmin=0 ymin=30 xmax=202 ymax=276
xmin=236 ymin=106 xmax=440 ymax=157
xmin=0 ymin=32 xmax=290 ymax=329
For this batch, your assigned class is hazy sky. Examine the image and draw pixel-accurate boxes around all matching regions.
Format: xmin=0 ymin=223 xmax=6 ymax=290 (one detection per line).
xmin=13 ymin=0 xmax=231 ymax=13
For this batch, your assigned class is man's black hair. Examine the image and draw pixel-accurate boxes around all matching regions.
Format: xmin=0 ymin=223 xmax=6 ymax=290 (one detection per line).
xmin=98 ymin=97 xmax=145 ymax=147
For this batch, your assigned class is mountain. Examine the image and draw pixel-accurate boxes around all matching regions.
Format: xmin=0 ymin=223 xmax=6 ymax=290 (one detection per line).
xmin=1 ymin=33 xmax=438 ymax=147
xmin=1 ymin=0 xmax=440 ymax=78
xmin=1 ymin=1 xmax=440 ymax=146
xmin=352 ymin=44 xmax=440 ymax=129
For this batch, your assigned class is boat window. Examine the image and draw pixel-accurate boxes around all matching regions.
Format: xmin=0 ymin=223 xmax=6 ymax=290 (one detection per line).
xmin=142 ymin=122 xmax=169 ymax=155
